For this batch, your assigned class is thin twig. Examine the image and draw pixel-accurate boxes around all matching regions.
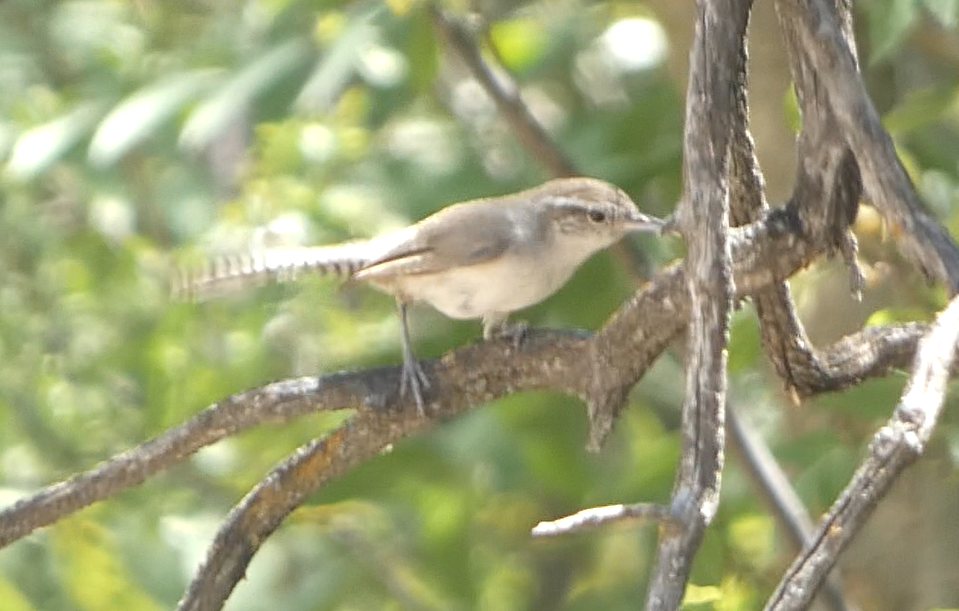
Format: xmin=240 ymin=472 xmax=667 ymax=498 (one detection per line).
xmin=728 ymin=403 xmax=859 ymax=611
xmin=531 ymin=503 xmax=675 ymax=538
xmin=429 ymin=4 xmax=577 ymax=178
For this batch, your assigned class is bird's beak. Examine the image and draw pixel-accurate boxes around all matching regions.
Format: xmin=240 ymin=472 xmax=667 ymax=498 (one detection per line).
xmin=624 ymin=212 xmax=665 ymax=233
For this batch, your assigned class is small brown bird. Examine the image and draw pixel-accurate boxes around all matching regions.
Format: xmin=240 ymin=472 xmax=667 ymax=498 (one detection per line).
xmin=176 ymin=177 xmax=663 ymax=411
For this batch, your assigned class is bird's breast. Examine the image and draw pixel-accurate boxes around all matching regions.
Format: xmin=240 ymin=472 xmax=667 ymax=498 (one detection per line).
xmin=391 ymin=251 xmax=576 ymax=320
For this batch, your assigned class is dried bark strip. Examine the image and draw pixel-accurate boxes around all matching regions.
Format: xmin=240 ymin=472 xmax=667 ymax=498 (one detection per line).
xmin=778 ymin=0 xmax=959 ymax=293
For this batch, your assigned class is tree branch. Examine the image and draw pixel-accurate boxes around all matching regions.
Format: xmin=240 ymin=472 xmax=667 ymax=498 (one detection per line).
xmin=531 ymin=503 xmax=676 ymax=537
xmin=176 ymin=410 xmax=424 ymax=611
xmin=0 ymin=377 xmax=348 ymax=548
xmin=765 ymin=293 xmax=959 ymax=611
xmin=644 ymin=0 xmax=740 ymax=607
xmin=429 ymin=4 xmax=577 ymax=178
xmin=777 ymin=0 xmax=959 ymax=294
xmin=1 ymin=204 xmax=933 ymax=552
xmin=728 ymin=403 xmax=859 ymax=611
xmin=743 ymin=0 xmax=864 ymax=401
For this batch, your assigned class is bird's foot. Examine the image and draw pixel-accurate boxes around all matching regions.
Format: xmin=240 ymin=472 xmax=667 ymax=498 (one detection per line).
xmin=493 ymin=320 xmax=530 ymax=351
xmin=399 ymin=356 xmax=431 ymax=416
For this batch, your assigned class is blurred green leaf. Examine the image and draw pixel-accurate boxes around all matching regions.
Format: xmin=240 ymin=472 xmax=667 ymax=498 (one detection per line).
xmin=477 ymin=555 xmax=534 ymax=611
xmin=406 ymin=6 xmax=440 ymax=95
xmin=0 ymin=577 xmax=37 ymax=611
xmin=52 ymin=517 xmax=162 ymax=611
xmin=490 ymin=17 xmax=547 ymax=72
xmin=89 ymin=69 xmax=223 ymax=166
xmin=727 ymin=306 xmax=761 ymax=374
xmin=5 ymin=101 xmax=106 ymax=180
xmin=714 ymin=577 xmax=754 ymax=611
xmin=884 ymin=86 xmax=959 ymax=135
xmin=683 ymin=584 xmax=723 ymax=607
xmin=865 ymin=306 xmax=935 ymax=326
xmin=868 ymin=0 xmax=921 ymax=63
xmin=295 ymin=8 xmax=380 ymax=113
xmin=923 ymin=0 xmax=959 ymax=26
xmin=180 ymin=38 xmax=315 ymax=151
xmin=727 ymin=514 xmax=775 ymax=569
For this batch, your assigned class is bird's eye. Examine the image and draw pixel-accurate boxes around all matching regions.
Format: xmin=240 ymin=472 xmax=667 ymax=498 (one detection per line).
xmin=587 ymin=209 xmax=607 ymax=223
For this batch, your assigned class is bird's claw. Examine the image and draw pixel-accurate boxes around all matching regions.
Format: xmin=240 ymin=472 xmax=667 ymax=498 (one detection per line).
xmin=400 ymin=357 xmax=431 ymax=416
xmin=494 ymin=321 xmax=530 ymax=351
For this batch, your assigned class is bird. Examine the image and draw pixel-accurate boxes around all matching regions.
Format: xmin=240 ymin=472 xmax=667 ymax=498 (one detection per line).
xmin=174 ymin=177 xmax=663 ymax=412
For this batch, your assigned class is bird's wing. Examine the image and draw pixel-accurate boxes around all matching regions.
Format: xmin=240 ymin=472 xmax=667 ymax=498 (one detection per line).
xmin=354 ymin=201 xmax=519 ymax=281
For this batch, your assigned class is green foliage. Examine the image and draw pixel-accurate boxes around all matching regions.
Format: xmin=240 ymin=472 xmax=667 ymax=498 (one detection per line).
xmin=0 ymin=0 xmax=958 ymax=610
xmin=865 ymin=0 xmax=959 ymax=63
xmin=52 ymin=517 xmax=163 ymax=611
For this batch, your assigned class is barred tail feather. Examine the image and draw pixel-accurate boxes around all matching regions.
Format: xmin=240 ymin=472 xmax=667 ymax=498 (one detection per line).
xmin=172 ymin=243 xmax=372 ymax=301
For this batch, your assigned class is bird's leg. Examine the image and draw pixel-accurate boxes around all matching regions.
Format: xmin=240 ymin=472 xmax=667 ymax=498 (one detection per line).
xmin=397 ymin=299 xmax=430 ymax=415
xmin=482 ymin=314 xmax=529 ymax=350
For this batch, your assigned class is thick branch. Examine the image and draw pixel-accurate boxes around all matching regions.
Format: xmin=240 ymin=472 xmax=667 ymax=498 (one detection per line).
xmin=644 ymin=0 xmax=740 ymax=607
xmin=751 ymin=0 xmax=864 ymax=399
xmin=740 ymin=0 xmax=959 ymax=402
xmin=0 ymin=377 xmax=347 ymax=548
xmin=726 ymin=0 xmax=856 ymax=403
xmin=177 ymin=410 xmax=416 ymax=611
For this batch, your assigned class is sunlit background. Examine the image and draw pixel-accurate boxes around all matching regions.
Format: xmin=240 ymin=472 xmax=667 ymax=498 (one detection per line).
xmin=1 ymin=0 xmax=958 ymax=609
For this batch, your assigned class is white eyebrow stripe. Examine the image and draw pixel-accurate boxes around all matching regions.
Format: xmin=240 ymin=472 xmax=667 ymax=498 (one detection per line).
xmin=541 ymin=196 xmax=584 ymax=207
